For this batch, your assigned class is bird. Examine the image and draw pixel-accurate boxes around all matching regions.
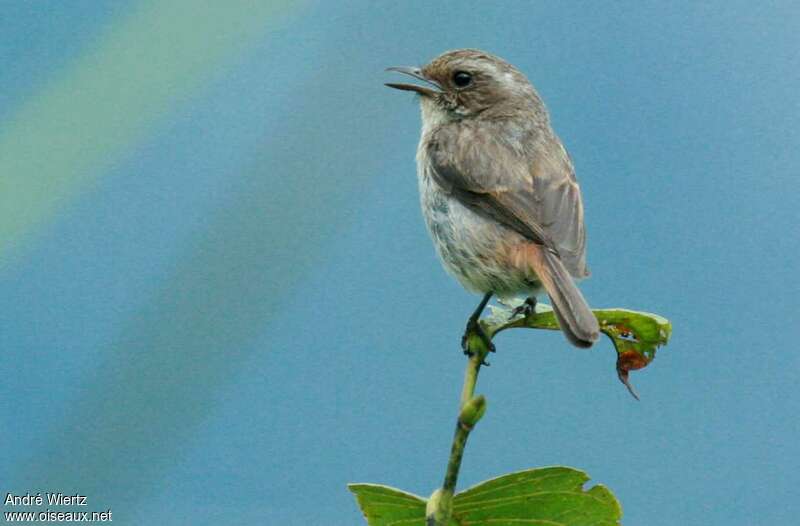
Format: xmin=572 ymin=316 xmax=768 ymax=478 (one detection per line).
xmin=385 ymin=49 xmax=600 ymax=351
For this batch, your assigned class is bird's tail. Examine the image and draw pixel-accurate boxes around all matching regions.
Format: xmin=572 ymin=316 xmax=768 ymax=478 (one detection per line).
xmin=526 ymin=244 xmax=599 ymax=348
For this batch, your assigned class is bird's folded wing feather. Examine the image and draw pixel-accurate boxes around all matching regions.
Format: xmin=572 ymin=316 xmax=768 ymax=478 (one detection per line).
xmin=426 ymin=121 xmax=588 ymax=278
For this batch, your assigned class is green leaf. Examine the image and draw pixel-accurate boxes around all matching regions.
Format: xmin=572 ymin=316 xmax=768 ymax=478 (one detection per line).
xmin=348 ymin=484 xmax=429 ymax=526
xmin=452 ymin=467 xmax=621 ymax=525
xmin=485 ymin=301 xmax=672 ymax=398
xmin=350 ymin=467 xmax=621 ymax=526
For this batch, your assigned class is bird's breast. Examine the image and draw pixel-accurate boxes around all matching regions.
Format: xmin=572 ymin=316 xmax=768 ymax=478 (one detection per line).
xmin=415 ymin=142 xmax=540 ymax=296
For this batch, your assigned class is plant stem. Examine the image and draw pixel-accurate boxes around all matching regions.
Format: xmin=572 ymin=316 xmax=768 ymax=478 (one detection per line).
xmin=446 ymin=351 xmax=482 ymax=492
xmin=428 ymin=330 xmax=489 ymax=526
xmin=459 ymin=350 xmax=482 ymax=407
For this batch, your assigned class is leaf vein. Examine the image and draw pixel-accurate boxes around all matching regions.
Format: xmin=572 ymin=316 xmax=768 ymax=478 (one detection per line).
xmin=455 ymin=489 xmax=611 ymax=513
xmin=456 ymin=472 xmax=572 ymax=502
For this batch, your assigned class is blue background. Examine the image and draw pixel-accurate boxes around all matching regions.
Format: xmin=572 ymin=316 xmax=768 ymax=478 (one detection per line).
xmin=1 ymin=2 xmax=798 ymax=524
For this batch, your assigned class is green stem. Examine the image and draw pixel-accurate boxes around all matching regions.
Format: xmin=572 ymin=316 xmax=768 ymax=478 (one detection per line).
xmin=459 ymin=350 xmax=482 ymax=407
xmin=447 ymin=351 xmax=482 ymax=492
xmin=428 ymin=331 xmax=489 ymax=526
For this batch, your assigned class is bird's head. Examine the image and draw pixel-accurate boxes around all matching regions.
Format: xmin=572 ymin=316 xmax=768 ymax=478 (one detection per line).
xmin=386 ymin=49 xmax=545 ymax=123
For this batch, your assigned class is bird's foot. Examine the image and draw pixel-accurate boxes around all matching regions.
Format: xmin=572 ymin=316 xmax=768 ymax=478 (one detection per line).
xmin=509 ymin=297 xmax=537 ymax=320
xmin=461 ymin=317 xmax=496 ymax=359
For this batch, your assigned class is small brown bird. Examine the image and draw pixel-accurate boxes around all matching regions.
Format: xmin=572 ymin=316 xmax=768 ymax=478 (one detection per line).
xmin=386 ymin=49 xmax=599 ymax=350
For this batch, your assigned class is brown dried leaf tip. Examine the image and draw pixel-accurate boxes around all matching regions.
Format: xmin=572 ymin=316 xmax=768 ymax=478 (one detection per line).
xmin=616 ymin=350 xmax=652 ymax=401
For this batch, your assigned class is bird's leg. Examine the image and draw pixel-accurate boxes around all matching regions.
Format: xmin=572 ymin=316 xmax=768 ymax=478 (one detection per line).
xmin=461 ymin=292 xmax=495 ymax=358
xmin=509 ymin=296 xmax=537 ymax=320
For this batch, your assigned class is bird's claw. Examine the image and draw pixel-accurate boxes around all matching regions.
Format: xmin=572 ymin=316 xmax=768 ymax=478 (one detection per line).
xmin=461 ymin=318 xmax=496 ymax=356
xmin=508 ymin=297 xmax=537 ymax=320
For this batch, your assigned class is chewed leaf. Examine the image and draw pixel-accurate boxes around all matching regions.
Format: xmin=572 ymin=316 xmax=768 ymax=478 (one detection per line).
xmin=452 ymin=466 xmax=621 ymax=525
xmin=485 ymin=302 xmax=672 ymax=398
xmin=594 ymin=309 xmax=671 ymax=400
xmin=348 ymin=484 xmax=428 ymax=526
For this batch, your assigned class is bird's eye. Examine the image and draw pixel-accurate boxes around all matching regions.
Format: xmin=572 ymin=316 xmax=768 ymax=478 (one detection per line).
xmin=452 ymin=71 xmax=472 ymax=88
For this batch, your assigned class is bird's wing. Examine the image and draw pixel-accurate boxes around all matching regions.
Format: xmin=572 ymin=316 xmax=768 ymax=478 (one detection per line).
xmin=426 ymin=121 xmax=588 ymax=277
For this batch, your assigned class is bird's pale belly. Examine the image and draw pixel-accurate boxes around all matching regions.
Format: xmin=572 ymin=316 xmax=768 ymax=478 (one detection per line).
xmin=418 ymin=169 xmax=542 ymax=298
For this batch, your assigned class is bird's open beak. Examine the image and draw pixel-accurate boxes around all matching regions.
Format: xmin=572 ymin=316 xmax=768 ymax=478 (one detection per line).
xmin=385 ymin=66 xmax=441 ymax=97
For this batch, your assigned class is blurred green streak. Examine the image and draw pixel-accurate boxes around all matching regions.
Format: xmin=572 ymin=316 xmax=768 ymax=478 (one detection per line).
xmin=8 ymin=31 xmax=388 ymax=513
xmin=0 ymin=0 xmax=292 ymax=269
